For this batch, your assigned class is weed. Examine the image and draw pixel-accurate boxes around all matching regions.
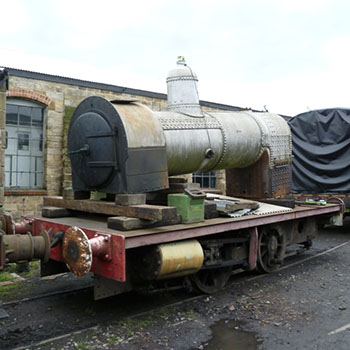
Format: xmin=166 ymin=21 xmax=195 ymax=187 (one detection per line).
xmin=74 ymin=342 xmax=89 ymax=350
xmin=3 ymin=260 xmax=40 ymax=279
xmin=0 ymin=283 xmax=21 ymax=298
xmin=3 ymin=264 xmax=17 ymax=273
xmin=25 ymin=260 xmax=40 ymax=278
xmin=107 ymin=334 xmax=123 ymax=344
xmin=185 ymin=309 xmax=195 ymax=319
xmin=0 ymin=272 xmax=15 ymax=282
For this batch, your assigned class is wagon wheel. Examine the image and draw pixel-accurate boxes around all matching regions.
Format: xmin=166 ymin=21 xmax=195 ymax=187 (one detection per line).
xmin=190 ymin=267 xmax=232 ymax=294
xmin=257 ymin=228 xmax=286 ymax=273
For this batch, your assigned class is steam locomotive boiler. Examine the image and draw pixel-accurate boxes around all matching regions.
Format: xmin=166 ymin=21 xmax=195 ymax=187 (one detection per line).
xmin=68 ymin=59 xmax=292 ymax=198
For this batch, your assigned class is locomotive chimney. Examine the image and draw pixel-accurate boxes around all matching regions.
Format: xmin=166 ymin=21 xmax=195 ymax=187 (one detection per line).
xmin=166 ymin=56 xmax=202 ymax=117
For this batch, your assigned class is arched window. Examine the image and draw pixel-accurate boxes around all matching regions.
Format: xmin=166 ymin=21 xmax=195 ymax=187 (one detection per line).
xmin=5 ymin=99 xmax=44 ymax=188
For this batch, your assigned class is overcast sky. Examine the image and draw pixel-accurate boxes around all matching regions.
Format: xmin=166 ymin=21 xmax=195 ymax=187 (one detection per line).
xmin=1 ymin=0 xmax=350 ymax=116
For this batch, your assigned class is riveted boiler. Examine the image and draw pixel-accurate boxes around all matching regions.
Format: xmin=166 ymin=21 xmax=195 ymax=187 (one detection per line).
xmin=68 ymin=59 xmax=292 ymax=199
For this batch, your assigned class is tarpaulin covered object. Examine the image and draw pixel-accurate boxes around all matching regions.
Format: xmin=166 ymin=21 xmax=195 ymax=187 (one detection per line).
xmin=288 ymin=108 xmax=350 ymax=193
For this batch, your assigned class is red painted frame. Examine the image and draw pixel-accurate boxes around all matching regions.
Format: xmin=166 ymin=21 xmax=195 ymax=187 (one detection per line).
xmin=31 ymin=204 xmax=340 ymax=283
xmin=33 ymin=219 xmax=126 ymax=282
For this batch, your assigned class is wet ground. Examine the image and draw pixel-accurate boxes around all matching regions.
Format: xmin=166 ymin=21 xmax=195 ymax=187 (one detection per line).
xmin=1 ymin=223 xmax=350 ymax=349
xmin=203 ymin=319 xmax=259 ymax=350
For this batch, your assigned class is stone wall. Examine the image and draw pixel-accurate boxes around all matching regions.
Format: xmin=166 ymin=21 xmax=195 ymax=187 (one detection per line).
xmin=4 ymin=73 xmax=228 ymax=218
xmin=4 ymin=192 xmax=45 ymax=219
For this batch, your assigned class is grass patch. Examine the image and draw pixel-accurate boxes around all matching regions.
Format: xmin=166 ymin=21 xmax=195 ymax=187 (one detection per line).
xmin=113 ymin=306 xmax=179 ymax=337
xmin=23 ymin=260 xmax=40 ymax=278
xmin=3 ymin=261 xmax=40 ymax=279
xmin=3 ymin=264 xmax=17 ymax=273
xmin=0 ymin=272 xmax=15 ymax=282
xmin=113 ymin=316 xmax=155 ymax=338
xmin=0 ymin=282 xmax=21 ymax=298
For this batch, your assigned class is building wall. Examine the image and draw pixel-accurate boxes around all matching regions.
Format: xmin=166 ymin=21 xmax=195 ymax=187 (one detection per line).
xmin=4 ymin=73 xmax=228 ymax=219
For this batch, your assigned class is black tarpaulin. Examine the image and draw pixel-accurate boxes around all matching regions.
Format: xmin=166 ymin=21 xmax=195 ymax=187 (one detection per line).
xmin=288 ymin=108 xmax=350 ymax=193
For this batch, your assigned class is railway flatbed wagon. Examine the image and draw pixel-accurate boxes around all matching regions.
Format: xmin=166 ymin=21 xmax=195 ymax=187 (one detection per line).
xmin=0 ymin=59 xmax=344 ymax=300
xmin=23 ymin=198 xmax=340 ymax=299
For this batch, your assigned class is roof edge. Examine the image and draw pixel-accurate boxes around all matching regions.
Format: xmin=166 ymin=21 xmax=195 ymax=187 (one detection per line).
xmin=2 ymin=66 xmax=255 ymax=112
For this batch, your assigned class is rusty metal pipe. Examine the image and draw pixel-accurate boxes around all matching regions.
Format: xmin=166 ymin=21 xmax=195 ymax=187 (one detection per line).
xmin=90 ymin=234 xmax=111 ymax=261
xmin=62 ymin=227 xmax=113 ymax=277
xmin=0 ymin=231 xmax=50 ymax=269
xmin=14 ymin=218 xmax=33 ymax=234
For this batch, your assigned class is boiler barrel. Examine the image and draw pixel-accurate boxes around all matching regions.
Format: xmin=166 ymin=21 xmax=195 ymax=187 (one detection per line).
xmin=68 ymin=96 xmax=291 ymax=194
xmin=157 ymin=111 xmax=264 ymax=175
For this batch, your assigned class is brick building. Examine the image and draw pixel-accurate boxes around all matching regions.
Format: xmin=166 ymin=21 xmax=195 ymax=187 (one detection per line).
xmin=2 ymin=67 xmax=248 ymax=219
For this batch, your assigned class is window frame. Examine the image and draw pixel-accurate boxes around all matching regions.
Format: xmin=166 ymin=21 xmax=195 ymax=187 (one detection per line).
xmin=5 ymin=98 xmax=46 ymax=189
xmin=192 ymin=171 xmax=218 ymax=189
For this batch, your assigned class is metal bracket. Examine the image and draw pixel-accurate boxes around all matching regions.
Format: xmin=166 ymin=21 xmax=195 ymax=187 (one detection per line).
xmin=330 ymin=212 xmax=343 ymax=226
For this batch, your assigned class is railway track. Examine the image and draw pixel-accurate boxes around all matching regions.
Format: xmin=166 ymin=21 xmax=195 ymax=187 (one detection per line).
xmin=1 ymin=233 xmax=349 ymax=350
xmin=3 ymin=286 xmax=93 ymax=307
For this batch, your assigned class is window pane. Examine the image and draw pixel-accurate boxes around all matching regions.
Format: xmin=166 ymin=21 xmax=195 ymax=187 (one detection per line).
xmin=203 ymin=176 xmax=209 ymax=188
xmin=6 ymin=105 xmax=18 ymax=125
xmin=17 ymin=155 xmax=30 ymax=171
xmin=5 ymin=155 xmax=13 ymax=187
xmin=18 ymin=133 xmax=30 ymax=151
xmin=6 ymin=129 xmax=17 ymax=155
xmin=32 ymin=108 xmax=43 ymax=126
xmin=17 ymin=172 xmax=30 ymax=188
xmin=192 ymin=171 xmax=218 ymax=189
xmin=19 ymin=106 xmax=31 ymax=126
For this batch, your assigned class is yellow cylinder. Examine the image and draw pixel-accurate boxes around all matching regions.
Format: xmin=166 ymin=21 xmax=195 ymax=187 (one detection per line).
xmin=156 ymin=240 xmax=204 ymax=279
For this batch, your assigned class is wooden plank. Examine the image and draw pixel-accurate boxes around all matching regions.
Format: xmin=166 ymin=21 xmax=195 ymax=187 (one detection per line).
xmin=259 ymin=198 xmax=295 ymax=209
xmin=115 ymin=193 xmax=146 ymax=206
xmin=43 ymin=196 xmax=177 ymax=221
xmin=168 ymin=176 xmax=188 ymax=184
xmin=108 ymin=214 xmax=181 ymax=231
xmin=42 ymin=206 xmax=72 ymax=218
xmin=204 ymin=201 xmax=219 ymax=219
xmin=108 ymin=217 xmax=145 ymax=231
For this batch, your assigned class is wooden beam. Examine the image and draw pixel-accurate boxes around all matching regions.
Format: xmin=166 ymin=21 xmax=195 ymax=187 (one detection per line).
xmin=107 ymin=214 xmax=181 ymax=231
xmin=42 ymin=206 xmax=72 ymax=218
xmin=43 ymin=196 xmax=177 ymax=221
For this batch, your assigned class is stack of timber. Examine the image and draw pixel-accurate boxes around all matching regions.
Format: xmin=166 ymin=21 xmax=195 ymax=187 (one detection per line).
xmin=42 ymin=179 xmax=270 ymax=232
xmin=42 ymin=194 xmax=180 ymax=231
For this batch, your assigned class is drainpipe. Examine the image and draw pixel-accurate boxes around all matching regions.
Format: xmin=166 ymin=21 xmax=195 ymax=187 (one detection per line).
xmin=0 ymin=68 xmax=8 ymax=214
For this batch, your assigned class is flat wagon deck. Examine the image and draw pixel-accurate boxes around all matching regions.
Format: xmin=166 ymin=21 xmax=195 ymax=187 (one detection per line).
xmin=31 ymin=202 xmax=341 ymax=299
xmin=34 ymin=203 xmax=341 ymax=249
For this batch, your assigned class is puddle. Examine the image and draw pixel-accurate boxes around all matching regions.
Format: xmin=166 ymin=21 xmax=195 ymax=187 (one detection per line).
xmin=203 ymin=319 xmax=259 ymax=350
